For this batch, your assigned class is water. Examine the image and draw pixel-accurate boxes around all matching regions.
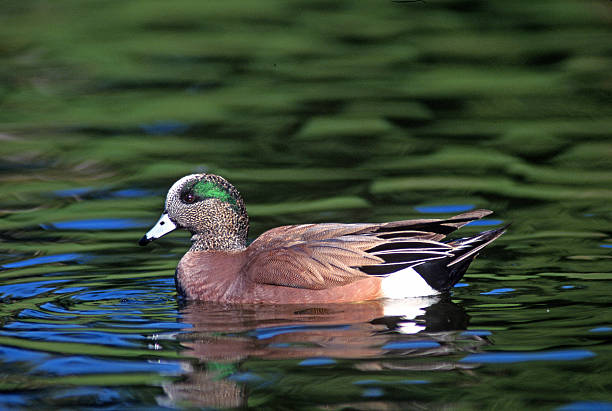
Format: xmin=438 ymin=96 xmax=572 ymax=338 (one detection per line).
xmin=1 ymin=0 xmax=611 ymax=409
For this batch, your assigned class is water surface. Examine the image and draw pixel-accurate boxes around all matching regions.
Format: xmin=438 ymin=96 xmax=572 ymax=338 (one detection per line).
xmin=1 ymin=0 xmax=611 ymax=409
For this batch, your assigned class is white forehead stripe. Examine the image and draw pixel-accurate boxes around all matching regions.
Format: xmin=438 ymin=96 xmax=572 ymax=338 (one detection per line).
xmin=165 ymin=174 xmax=201 ymax=208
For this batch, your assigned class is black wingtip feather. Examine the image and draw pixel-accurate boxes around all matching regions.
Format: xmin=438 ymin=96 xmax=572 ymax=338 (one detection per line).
xmin=359 ymin=223 xmax=508 ymax=291
xmin=422 ymin=225 xmax=508 ymax=290
xmin=414 ymin=256 xmax=473 ymax=291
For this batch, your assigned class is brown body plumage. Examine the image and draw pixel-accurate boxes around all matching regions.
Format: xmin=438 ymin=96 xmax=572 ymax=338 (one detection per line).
xmin=140 ymin=174 xmax=506 ymax=304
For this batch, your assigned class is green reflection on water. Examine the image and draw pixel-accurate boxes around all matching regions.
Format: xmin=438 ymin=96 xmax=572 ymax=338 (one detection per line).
xmin=0 ymin=0 xmax=611 ymax=409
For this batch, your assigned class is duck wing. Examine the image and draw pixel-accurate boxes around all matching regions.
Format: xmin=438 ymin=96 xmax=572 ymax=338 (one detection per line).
xmin=244 ymin=209 xmax=497 ymax=290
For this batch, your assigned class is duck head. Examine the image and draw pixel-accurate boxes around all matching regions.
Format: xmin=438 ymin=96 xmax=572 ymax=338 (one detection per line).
xmin=139 ymin=174 xmax=249 ymax=251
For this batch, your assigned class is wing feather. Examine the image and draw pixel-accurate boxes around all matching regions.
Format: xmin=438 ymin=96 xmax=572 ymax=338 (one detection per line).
xmin=244 ymin=209 xmax=494 ymax=290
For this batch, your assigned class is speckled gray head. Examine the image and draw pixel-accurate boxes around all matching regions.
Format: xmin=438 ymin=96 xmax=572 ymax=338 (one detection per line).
xmin=139 ymin=174 xmax=249 ymax=251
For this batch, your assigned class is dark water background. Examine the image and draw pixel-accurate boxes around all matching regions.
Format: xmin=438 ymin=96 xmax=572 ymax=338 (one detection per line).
xmin=1 ymin=0 xmax=611 ymax=409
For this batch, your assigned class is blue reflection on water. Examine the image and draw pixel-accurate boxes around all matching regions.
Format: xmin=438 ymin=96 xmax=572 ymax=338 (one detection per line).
xmin=481 ymin=288 xmax=515 ymax=295
xmin=268 ymin=342 xmax=291 ymax=348
xmin=251 ymin=324 xmax=350 ymax=340
xmin=54 ymin=187 xmax=94 ymax=197
xmin=43 ymin=219 xmax=146 ymax=230
xmin=0 ymin=280 xmax=69 ymax=298
xmin=73 ymin=288 xmax=170 ymax=302
xmin=460 ymin=330 xmax=492 ymax=337
xmin=39 ymin=302 xmax=107 ymax=316
xmin=467 ymin=219 xmax=504 ymax=226
xmin=557 ymin=401 xmax=612 ymax=411
xmin=382 ymin=341 xmax=440 ymax=349
xmin=415 ymin=204 xmax=474 ymax=213
xmin=589 ymin=327 xmax=612 ymax=333
xmin=460 ymin=349 xmax=596 ymax=363
xmin=2 ymin=253 xmax=86 ymax=269
xmin=299 ymin=357 xmax=336 ymax=366
xmin=0 ymin=329 xmax=142 ymax=347
xmin=33 ymin=356 xmax=183 ymax=376
xmin=354 ymin=379 xmax=381 ymax=385
xmin=53 ymin=187 xmax=155 ymax=199
xmin=0 ymin=345 xmax=50 ymax=363
xmin=18 ymin=308 xmax=77 ymax=320
xmin=0 ymin=393 xmax=28 ymax=408
xmin=50 ymin=387 xmax=123 ymax=403
xmin=228 ymin=372 xmax=264 ymax=383
xmin=110 ymin=322 xmax=188 ymax=330
xmin=139 ymin=121 xmax=189 ymax=135
xmin=3 ymin=321 xmax=85 ymax=330
xmin=362 ymin=388 xmax=384 ymax=397
xmin=112 ymin=189 xmax=154 ymax=198
xmin=53 ymin=286 xmax=88 ymax=294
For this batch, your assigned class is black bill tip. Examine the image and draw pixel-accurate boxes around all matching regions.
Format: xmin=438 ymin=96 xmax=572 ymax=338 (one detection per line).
xmin=138 ymin=235 xmax=151 ymax=246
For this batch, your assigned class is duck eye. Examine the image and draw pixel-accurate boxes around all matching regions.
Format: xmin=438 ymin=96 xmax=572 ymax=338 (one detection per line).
xmin=182 ymin=191 xmax=196 ymax=204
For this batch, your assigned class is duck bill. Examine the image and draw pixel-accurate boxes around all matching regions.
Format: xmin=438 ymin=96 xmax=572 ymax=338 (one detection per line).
xmin=138 ymin=211 xmax=177 ymax=246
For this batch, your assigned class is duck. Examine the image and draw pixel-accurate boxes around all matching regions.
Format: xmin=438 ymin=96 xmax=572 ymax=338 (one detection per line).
xmin=139 ymin=174 xmax=507 ymax=304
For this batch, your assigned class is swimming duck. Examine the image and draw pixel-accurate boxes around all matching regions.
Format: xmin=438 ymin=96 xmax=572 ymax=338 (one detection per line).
xmin=139 ymin=174 xmax=506 ymax=304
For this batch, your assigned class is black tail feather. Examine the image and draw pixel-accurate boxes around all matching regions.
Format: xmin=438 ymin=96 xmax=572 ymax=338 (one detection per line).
xmin=416 ymin=225 xmax=508 ymax=291
xmin=359 ymin=224 xmax=508 ymax=292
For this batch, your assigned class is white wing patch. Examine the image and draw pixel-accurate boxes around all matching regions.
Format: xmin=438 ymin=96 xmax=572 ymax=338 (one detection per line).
xmin=380 ymin=266 xmax=439 ymax=298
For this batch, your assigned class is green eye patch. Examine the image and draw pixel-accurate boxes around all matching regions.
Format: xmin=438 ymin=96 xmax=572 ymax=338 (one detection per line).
xmin=193 ymin=180 xmax=238 ymax=208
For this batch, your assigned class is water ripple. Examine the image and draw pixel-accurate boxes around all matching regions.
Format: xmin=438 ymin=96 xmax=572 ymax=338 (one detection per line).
xmin=33 ymin=356 xmax=183 ymax=376
xmin=1 ymin=254 xmax=87 ymax=269
xmin=42 ymin=219 xmax=147 ymax=231
xmin=461 ymin=349 xmax=596 ymax=363
xmin=0 ymin=280 xmax=69 ymax=299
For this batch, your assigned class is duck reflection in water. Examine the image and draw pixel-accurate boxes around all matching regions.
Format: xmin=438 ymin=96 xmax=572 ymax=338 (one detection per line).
xmin=159 ymin=296 xmax=490 ymax=408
